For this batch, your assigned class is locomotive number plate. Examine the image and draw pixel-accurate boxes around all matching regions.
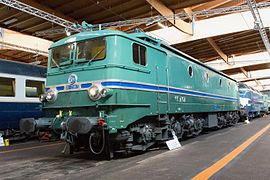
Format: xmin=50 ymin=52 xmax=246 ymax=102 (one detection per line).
xmin=66 ymin=84 xmax=79 ymax=90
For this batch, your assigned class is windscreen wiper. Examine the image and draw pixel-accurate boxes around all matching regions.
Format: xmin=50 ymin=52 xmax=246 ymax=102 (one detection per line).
xmin=51 ymin=58 xmax=60 ymax=68
xmin=88 ymin=48 xmax=105 ymax=65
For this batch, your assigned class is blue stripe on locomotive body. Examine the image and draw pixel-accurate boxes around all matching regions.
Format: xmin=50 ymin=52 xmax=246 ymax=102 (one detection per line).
xmin=0 ymin=59 xmax=46 ymax=78
xmin=46 ymin=80 xmax=238 ymax=101
xmin=101 ymin=81 xmax=238 ymax=101
xmin=0 ymin=102 xmax=42 ymax=130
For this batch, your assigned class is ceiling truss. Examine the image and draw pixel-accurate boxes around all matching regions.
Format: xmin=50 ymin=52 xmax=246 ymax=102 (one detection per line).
xmin=247 ymin=0 xmax=270 ymax=56
xmin=0 ymin=0 xmax=79 ymax=32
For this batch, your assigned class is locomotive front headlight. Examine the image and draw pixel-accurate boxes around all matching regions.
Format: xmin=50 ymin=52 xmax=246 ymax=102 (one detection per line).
xmin=39 ymin=94 xmax=47 ymax=102
xmin=100 ymin=88 xmax=113 ymax=98
xmin=46 ymin=89 xmax=58 ymax=103
xmin=88 ymin=85 xmax=101 ymax=101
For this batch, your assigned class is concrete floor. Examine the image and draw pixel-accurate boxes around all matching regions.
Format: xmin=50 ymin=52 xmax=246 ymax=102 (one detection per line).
xmin=0 ymin=116 xmax=270 ymax=180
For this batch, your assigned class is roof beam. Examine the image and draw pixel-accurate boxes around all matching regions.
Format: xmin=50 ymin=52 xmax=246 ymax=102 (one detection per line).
xmin=20 ymin=21 xmax=51 ymax=33
xmin=150 ymin=8 xmax=270 ymax=45
xmin=0 ymin=52 xmax=20 ymax=61
xmin=8 ymin=16 xmax=37 ymax=28
xmin=261 ymin=83 xmax=270 ymax=86
xmin=255 ymin=79 xmax=261 ymax=87
xmin=0 ymin=12 xmax=23 ymax=23
xmin=184 ymin=7 xmax=228 ymax=63
xmin=221 ymin=61 xmax=270 ymax=75
xmin=240 ymin=67 xmax=249 ymax=78
xmin=146 ymin=0 xmax=193 ymax=35
xmin=0 ymin=28 xmax=52 ymax=56
xmin=193 ymin=0 xmax=233 ymax=11
xmin=240 ymin=76 xmax=270 ymax=82
xmin=176 ymin=0 xmax=235 ymax=14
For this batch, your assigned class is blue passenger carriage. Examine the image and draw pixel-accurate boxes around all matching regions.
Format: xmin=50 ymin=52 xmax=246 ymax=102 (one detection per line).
xmin=0 ymin=59 xmax=46 ymax=136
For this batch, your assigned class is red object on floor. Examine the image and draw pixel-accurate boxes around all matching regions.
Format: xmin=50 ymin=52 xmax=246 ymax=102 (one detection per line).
xmin=39 ymin=132 xmax=50 ymax=141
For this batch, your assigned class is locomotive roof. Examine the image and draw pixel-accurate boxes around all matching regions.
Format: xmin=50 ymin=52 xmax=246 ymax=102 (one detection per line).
xmin=239 ymin=82 xmax=263 ymax=95
xmin=0 ymin=59 xmax=46 ymax=78
xmin=50 ymin=30 xmax=127 ymax=49
xmin=51 ymin=30 xmax=236 ymax=82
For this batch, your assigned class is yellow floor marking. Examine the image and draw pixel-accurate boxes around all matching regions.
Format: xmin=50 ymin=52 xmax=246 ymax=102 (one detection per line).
xmin=192 ymin=123 xmax=270 ymax=180
xmin=0 ymin=142 xmax=65 ymax=154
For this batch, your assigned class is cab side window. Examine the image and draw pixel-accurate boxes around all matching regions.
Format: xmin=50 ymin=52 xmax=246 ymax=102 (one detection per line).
xmin=133 ymin=43 xmax=146 ymax=66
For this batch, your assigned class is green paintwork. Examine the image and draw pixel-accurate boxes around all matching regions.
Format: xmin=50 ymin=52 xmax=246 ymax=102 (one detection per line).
xmin=43 ymin=30 xmax=239 ymax=134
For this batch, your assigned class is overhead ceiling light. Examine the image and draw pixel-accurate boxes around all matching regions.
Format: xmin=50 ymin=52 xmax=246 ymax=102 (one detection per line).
xmin=65 ymin=27 xmax=71 ymax=36
xmin=66 ymin=31 xmax=71 ymax=36
xmin=3 ymin=18 xmax=18 ymax=25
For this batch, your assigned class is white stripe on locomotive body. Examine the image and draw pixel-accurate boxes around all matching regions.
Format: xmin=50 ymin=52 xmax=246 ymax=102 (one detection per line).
xmin=0 ymin=72 xmax=46 ymax=103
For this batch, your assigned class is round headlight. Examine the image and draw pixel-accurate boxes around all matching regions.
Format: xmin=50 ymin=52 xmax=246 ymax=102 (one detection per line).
xmin=89 ymin=86 xmax=99 ymax=97
xmin=100 ymin=88 xmax=113 ymax=98
xmin=39 ymin=94 xmax=46 ymax=102
xmin=88 ymin=85 xmax=101 ymax=101
xmin=100 ymin=88 xmax=107 ymax=97
xmin=46 ymin=89 xmax=58 ymax=103
xmin=88 ymin=84 xmax=106 ymax=101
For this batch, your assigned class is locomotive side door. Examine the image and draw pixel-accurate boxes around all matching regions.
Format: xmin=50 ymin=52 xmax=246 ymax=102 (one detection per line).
xmin=155 ymin=51 xmax=169 ymax=115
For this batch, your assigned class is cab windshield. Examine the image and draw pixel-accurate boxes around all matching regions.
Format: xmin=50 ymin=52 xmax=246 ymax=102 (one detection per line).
xmin=76 ymin=38 xmax=106 ymax=63
xmin=51 ymin=43 xmax=75 ymax=68
xmin=50 ymin=38 xmax=106 ymax=68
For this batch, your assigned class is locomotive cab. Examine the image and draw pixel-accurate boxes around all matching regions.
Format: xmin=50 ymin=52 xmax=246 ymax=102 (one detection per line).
xmin=20 ymin=30 xmax=157 ymax=155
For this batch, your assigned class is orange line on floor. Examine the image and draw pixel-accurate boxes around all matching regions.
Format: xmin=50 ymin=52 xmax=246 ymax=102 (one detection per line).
xmin=0 ymin=142 xmax=65 ymax=154
xmin=192 ymin=123 xmax=270 ymax=180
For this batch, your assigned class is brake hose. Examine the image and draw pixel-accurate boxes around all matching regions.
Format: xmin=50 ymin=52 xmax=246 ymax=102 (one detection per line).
xmin=89 ymin=127 xmax=105 ymax=155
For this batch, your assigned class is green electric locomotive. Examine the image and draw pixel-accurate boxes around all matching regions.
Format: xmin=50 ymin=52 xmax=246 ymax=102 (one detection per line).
xmin=20 ymin=27 xmax=240 ymax=157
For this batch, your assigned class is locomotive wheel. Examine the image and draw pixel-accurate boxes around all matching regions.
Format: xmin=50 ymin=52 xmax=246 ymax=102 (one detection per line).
xmin=217 ymin=119 xmax=224 ymax=129
xmin=172 ymin=121 xmax=184 ymax=139
xmin=217 ymin=115 xmax=226 ymax=129
xmin=192 ymin=119 xmax=203 ymax=136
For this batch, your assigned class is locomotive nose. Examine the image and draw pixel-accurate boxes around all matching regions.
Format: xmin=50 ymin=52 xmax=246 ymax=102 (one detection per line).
xmin=66 ymin=117 xmax=98 ymax=134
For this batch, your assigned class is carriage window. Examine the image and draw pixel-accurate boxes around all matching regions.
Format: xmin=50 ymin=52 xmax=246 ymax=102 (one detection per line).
xmin=133 ymin=43 xmax=146 ymax=66
xmin=76 ymin=38 xmax=106 ymax=63
xmin=26 ymin=80 xmax=44 ymax=97
xmin=0 ymin=77 xmax=15 ymax=97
